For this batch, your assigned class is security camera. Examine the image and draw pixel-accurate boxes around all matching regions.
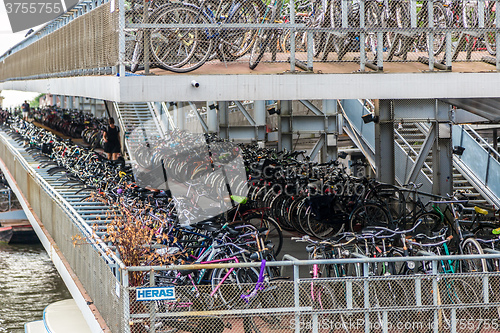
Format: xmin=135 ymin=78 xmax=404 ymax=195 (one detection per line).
xmin=191 ymin=80 xmax=200 ymax=88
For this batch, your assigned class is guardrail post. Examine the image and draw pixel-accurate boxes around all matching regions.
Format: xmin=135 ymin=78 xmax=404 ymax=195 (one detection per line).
xmin=149 ymin=270 xmax=156 ymax=333
xmin=143 ymin=0 xmax=150 ymax=74
xmin=289 ymin=0 xmax=296 ymax=71
xmin=363 ymin=262 xmax=370 ymax=333
xmin=497 ymin=0 xmax=500 ymax=71
xmin=410 ymin=0 xmax=417 ymax=28
xmin=427 ymin=0 xmax=434 ymax=71
xmin=122 ymin=269 xmax=131 ymax=333
xmin=415 ymin=277 xmax=421 ymax=306
xmin=451 ymin=308 xmax=457 ymax=333
xmin=359 ymin=0 xmax=365 ymax=71
xmin=294 ymin=264 xmax=300 ymax=333
xmin=118 ymin=0 xmax=125 ymax=76
xmin=432 ymin=260 xmax=438 ymax=333
xmin=483 ymin=275 xmax=489 ymax=304
xmin=307 ymin=32 xmax=314 ymax=70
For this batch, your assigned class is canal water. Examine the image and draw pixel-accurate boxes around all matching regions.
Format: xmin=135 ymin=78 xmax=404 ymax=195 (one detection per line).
xmin=0 ymin=242 xmax=71 ymax=333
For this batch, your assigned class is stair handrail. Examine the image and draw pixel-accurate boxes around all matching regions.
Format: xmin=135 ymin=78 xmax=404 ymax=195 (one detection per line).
xmin=463 ymin=124 xmax=500 ymax=161
xmin=337 ymin=100 xmax=376 ymax=172
xmin=161 ymin=102 xmax=177 ymax=130
xmin=112 ymin=102 xmax=131 ymax=160
xmin=147 ymin=102 xmax=165 ymax=139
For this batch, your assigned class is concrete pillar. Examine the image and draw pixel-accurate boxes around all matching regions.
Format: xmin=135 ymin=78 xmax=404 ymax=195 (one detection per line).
xmin=207 ymin=101 xmax=218 ymax=133
xmin=278 ymin=100 xmax=292 ymax=152
xmin=323 ymin=99 xmax=338 ymax=162
xmin=433 ymin=101 xmax=454 ymax=196
xmin=375 ymin=99 xmax=395 ymax=184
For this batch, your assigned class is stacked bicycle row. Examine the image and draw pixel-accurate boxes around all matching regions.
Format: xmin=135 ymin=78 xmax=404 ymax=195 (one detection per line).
xmin=124 ymin=0 xmax=498 ymax=73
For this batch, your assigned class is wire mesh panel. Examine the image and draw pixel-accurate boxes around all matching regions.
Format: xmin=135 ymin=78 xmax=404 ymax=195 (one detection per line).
xmin=0 ymin=1 xmax=118 ymax=81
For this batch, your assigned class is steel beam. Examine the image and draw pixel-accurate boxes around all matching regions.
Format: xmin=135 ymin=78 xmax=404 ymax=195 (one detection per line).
xmin=68 ymin=96 xmax=74 ymax=110
xmin=375 ymin=100 xmax=395 ymax=184
xmin=433 ymin=123 xmax=453 ymax=196
xmin=406 ymin=122 xmax=437 ymax=184
xmin=279 ymin=100 xmax=293 ymax=152
xmin=323 ymin=99 xmax=338 ymax=161
xmin=218 ymin=101 xmax=229 ymax=139
xmin=207 ymin=101 xmax=218 ymax=133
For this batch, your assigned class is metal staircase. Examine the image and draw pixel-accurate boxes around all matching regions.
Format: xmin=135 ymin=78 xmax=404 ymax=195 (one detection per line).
xmin=112 ymin=102 xmax=164 ymax=160
xmin=340 ymin=99 xmax=500 ymax=208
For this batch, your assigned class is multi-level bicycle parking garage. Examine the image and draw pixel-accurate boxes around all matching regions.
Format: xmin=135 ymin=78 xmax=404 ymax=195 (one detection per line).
xmin=2 ymin=0 xmax=500 ymax=332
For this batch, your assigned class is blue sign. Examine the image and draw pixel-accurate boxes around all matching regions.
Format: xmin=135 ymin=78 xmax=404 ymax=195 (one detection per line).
xmin=136 ymin=287 xmax=176 ymax=301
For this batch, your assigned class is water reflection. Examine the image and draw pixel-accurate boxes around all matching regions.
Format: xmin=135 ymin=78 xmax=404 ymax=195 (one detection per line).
xmin=0 ymin=243 xmax=71 ymax=333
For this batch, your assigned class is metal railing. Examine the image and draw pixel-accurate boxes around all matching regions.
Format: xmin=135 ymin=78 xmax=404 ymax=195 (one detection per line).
xmin=453 ymin=123 xmax=500 ymax=207
xmin=0 ymin=0 xmax=500 ymax=80
xmin=124 ymin=252 xmax=500 ymax=333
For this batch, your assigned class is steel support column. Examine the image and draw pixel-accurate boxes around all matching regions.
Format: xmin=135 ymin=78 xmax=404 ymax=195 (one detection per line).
xmin=218 ymin=101 xmax=229 ymax=139
xmin=375 ymin=100 xmax=395 ymax=184
xmin=174 ymin=102 xmax=185 ymax=130
xmin=279 ymin=100 xmax=293 ymax=152
xmin=207 ymin=101 xmax=218 ymax=133
xmin=254 ymin=100 xmax=266 ymax=142
xmin=68 ymin=96 xmax=74 ymax=110
xmin=91 ymin=99 xmax=97 ymax=116
xmin=60 ymin=95 xmax=66 ymax=109
xmin=323 ymin=99 xmax=338 ymax=162
xmin=52 ymin=94 xmax=58 ymax=106
xmin=433 ymin=102 xmax=453 ymax=196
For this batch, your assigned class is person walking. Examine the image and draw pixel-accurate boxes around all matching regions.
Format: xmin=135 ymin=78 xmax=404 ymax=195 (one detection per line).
xmin=103 ymin=117 xmax=121 ymax=160
xmin=21 ymin=101 xmax=30 ymax=121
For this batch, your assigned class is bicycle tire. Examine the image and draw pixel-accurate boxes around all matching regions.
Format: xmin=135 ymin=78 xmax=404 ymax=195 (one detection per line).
xmin=349 ymin=203 xmax=392 ymax=232
xmin=217 ymin=2 xmax=259 ymax=61
xmin=461 ymin=237 xmax=487 ymax=273
xmin=439 ymin=277 xmax=483 ymax=333
xmin=148 ymin=4 xmax=214 ymax=73
xmin=306 ymin=206 xmax=338 ymax=239
xmin=427 ymin=2 xmax=448 ymax=56
xmin=243 ymin=213 xmax=283 ymax=257
xmin=413 ymin=211 xmax=442 ymax=235
xmin=249 ymin=29 xmax=272 ymax=69
xmin=364 ymin=0 xmax=381 ymax=58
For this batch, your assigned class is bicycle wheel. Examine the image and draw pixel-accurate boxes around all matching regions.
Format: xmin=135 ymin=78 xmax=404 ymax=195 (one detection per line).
xmin=365 ymin=184 xmax=406 ymax=225
xmin=381 ymin=0 xmax=409 ymax=57
xmin=243 ymin=213 xmax=283 ymax=257
xmin=364 ymin=1 xmax=381 ymax=58
xmin=413 ymin=211 xmax=442 ymax=234
xmin=439 ymin=278 xmax=483 ymax=333
xmin=349 ymin=203 xmax=392 ymax=232
xmin=484 ymin=1 xmax=497 ymax=56
xmin=306 ymin=206 xmax=338 ymax=239
xmin=427 ymin=2 xmax=448 ymax=56
xmin=249 ymin=29 xmax=272 ymax=69
xmin=463 ymin=0 xmax=478 ymax=28
xmin=149 ymin=4 xmax=214 ymax=73
xmin=461 ymin=237 xmax=487 ymax=273
xmin=217 ymin=2 xmax=260 ymax=61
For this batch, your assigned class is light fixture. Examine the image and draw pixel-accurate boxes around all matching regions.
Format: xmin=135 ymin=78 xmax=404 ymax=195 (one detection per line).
xmin=362 ymin=113 xmax=379 ymax=124
xmin=267 ymin=107 xmax=280 ymax=115
xmin=453 ymin=146 xmax=465 ymax=156
xmin=338 ymin=151 xmax=348 ymax=159
xmin=209 ymin=104 xmax=218 ymax=110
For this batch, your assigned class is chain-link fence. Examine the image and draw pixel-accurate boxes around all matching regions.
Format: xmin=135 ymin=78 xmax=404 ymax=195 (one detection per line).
xmin=1 ymin=0 xmax=500 ymax=80
xmin=0 ymin=1 xmax=118 ymax=81
xmin=124 ymin=254 xmax=500 ymax=333
xmin=121 ymin=0 xmax=500 ymax=73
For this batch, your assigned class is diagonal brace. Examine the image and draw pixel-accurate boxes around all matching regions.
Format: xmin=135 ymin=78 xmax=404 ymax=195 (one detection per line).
xmin=308 ymin=136 xmax=325 ymax=161
xmin=299 ymin=100 xmax=324 ymax=116
xmin=406 ymin=122 xmax=437 ymax=184
xmin=234 ymin=101 xmax=256 ymax=126
xmin=188 ymin=102 xmax=209 ymax=133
